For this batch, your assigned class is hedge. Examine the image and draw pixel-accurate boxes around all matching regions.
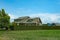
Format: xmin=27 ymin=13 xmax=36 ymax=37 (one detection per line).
xmin=13 ymin=25 xmax=60 ymax=30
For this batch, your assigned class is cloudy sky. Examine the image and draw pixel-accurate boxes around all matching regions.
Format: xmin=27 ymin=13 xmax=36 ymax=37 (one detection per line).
xmin=0 ymin=0 xmax=60 ymax=23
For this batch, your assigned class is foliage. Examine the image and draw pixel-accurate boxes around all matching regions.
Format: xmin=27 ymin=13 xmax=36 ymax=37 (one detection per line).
xmin=13 ymin=24 xmax=60 ymax=30
xmin=9 ymin=22 xmax=17 ymax=30
xmin=0 ymin=9 xmax=10 ymax=30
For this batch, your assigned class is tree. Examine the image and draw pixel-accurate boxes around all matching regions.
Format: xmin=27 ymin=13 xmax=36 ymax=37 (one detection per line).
xmin=2 ymin=9 xmax=6 ymax=16
xmin=0 ymin=10 xmax=2 ymax=16
xmin=0 ymin=9 xmax=10 ymax=30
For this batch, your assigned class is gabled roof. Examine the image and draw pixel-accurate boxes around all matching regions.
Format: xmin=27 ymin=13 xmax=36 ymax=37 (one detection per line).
xmin=14 ymin=16 xmax=42 ymax=23
xmin=18 ymin=16 xmax=30 ymax=19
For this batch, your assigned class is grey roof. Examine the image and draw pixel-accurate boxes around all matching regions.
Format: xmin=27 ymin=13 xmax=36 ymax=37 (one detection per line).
xmin=18 ymin=16 xmax=30 ymax=19
xmin=14 ymin=16 xmax=42 ymax=23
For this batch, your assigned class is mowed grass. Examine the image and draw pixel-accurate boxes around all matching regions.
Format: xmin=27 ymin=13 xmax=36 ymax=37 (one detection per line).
xmin=0 ymin=30 xmax=60 ymax=40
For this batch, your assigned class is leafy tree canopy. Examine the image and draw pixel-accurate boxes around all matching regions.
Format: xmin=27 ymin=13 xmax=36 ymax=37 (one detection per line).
xmin=0 ymin=9 xmax=10 ymax=28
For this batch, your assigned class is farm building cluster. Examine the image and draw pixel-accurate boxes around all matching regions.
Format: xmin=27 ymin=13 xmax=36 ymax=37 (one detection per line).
xmin=14 ymin=16 xmax=42 ymax=26
xmin=14 ymin=16 xmax=60 ymax=26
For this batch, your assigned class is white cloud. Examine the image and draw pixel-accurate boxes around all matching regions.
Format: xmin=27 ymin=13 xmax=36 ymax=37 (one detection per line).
xmin=29 ymin=13 xmax=60 ymax=24
xmin=8 ymin=13 xmax=60 ymax=23
xmin=8 ymin=14 xmax=18 ymax=22
xmin=9 ymin=14 xmax=16 ymax=19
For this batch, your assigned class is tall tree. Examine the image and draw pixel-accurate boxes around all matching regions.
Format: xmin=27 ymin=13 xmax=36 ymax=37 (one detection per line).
xmin=0 ymin=9 xmax=10 ymax=29
xmin=0 ymin=10 xmax=2 ymax=17
xmin=0 ymin=10 xmax=2 ymax=27
xmin=2 ymin=9 xmax=6 ymax=16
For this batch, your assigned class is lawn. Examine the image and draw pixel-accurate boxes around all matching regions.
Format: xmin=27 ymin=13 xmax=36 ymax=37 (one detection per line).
xmin=0 ymin=30 xmax=60 ymax=40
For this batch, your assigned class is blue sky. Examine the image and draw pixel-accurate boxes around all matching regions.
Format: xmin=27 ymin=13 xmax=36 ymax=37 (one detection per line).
xmin=0 ymin=0 xmax=60 ymax=23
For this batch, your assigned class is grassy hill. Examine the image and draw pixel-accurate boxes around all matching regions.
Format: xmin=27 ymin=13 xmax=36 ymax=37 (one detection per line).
xmin=0 ymin=30 xmax=60 ymax=40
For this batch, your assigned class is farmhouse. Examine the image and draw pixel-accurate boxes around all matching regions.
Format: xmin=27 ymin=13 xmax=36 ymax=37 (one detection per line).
xmin=14 ymin=16 xmax=42 ymax=26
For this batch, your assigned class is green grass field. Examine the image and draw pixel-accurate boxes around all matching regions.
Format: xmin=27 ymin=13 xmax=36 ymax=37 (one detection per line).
xmin=0 ymin=30 xmax=60 ymax=40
